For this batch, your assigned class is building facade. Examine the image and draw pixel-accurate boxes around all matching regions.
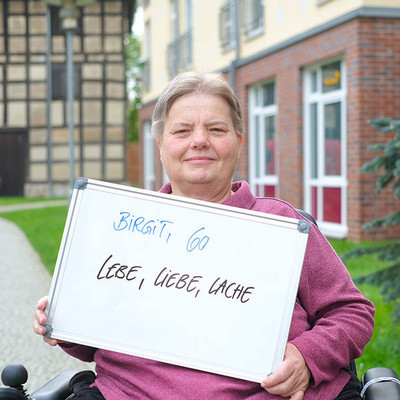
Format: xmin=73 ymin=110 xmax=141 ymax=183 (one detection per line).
xmin=0 ymin=0 xmax=134 ymax=197
xmin=139 ymin=0 xmax=400 ymax=241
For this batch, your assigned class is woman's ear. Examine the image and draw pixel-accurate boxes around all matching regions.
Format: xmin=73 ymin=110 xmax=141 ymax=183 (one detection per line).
xmin=157 ymin=139 xmax=163 ymax=163
xmin=237 ymin=134 xmax=243 ymax=159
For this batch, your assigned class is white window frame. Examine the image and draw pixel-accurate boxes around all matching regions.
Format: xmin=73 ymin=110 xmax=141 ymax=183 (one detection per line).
xmin=303 ymin=58 xmax=348 ymax=238
xmin=220 ymin=1 xmax=236 ymax=50
xmin=182 ymin=0 xmax=193 ymax=70
xmin=170 ymin=0 xmax=179 ymax=40
xmin=143 ymin=120 xmax=155 ymax=190
xmin=248 ymin=81 xmax=279 ymax=197
xmin=241 ymin=0 xmax=264 ymax=38
xmin=186 ymin=0 xmax=192 ymax=32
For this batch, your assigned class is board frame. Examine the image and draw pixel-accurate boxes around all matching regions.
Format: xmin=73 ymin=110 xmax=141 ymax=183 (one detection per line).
xmin=45 ymin=177 xmax=310 ymax=382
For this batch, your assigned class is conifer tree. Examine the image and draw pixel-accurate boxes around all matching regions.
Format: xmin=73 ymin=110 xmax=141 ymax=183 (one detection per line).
xmin=343 ymin=118 xmax=400 ymax=321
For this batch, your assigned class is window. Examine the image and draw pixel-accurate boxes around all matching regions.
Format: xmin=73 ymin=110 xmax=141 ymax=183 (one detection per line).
xmin=167 ymin=0 xmax=179 ymax=77
xmin=167 ymin=0 xmax=192 ymax=77
xmin=249 ymin=81 xmax=278 ymax=197
xmin=143 ymin=120 xmax=155 ymax=190
xmin=303 ymin=59 xmax=347 ymax=238
xmin=170 ymin=0 xmax=179 ymax=41
xmin=181 ymin=0 xmax=193 ymax=70
xmin=52 ymin=63 xmax=81 ymax=100
xmin=219 ymin=1 xmax=236 ymax=49
xmin=241 ymin=0 xmax=264 ymax=37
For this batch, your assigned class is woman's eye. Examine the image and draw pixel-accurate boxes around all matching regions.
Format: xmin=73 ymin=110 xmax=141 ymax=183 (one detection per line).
xmin=210 ymin=128 xmax=225 ymax=133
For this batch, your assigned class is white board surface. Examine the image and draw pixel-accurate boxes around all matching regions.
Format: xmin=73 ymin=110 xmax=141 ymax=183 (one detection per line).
xmin=46 ymin=177 xmax=310 ymax=382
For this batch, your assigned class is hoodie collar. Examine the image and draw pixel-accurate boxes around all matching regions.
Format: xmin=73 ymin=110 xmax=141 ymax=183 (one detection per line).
xmin=159 ymin=181 xmax=256 ymax=210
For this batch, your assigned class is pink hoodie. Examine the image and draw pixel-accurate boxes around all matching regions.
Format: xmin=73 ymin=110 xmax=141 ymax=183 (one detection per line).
xmin=61 ymin=181 xmax=374 ymax=400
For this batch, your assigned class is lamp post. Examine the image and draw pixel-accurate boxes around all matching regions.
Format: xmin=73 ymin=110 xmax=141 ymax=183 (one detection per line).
xmin=42 ymin=0 xmax=96 ymax=192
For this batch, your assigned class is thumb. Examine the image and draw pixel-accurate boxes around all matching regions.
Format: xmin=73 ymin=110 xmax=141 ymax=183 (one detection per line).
xmin=290 ymin=391 xmax=305 ymax=400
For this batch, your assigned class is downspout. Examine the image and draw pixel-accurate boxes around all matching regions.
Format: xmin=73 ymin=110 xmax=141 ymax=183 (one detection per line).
xmin=59 ymin=0 xmax=79 ymax=193
xmin=230 ymin=0 xmax=240 ymax=92
xmin=230 ymin=0 xmax=241 ymax=183
xmin=45 ymin=5 xmax=53 ymax=197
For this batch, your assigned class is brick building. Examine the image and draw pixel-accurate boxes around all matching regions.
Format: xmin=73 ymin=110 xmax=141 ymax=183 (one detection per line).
xmin=0 ymin=0 xmax=135 ymax=197
xmin=139 ymin=0 xmax=400 ymax=241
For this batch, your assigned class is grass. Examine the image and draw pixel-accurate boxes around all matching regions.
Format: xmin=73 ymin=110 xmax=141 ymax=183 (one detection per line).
xmin=0 ymin=197 xmax=68 ymax=271
xmin=1 ymin=201 xmax=399 ymax=379
xmin=330 ymin=239 xmax=400 ymax=377
xmin=0 ymin=205 xmax=68 ymax=273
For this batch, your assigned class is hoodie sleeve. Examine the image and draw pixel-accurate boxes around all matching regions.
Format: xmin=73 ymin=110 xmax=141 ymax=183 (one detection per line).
xmin=59 ymin=343 xmax=97 ymax=363
xmin=289 ymin=223 xmax=375 ymax=386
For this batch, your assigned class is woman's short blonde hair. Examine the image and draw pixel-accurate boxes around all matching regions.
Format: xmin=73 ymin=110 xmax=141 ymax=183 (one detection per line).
xmin=151 ymin=71 xmax=245 ymax=139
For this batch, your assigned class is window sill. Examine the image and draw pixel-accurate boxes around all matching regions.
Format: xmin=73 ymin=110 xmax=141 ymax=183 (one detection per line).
xmin=220 ymin=42 xmax=236 ymax=53
xmin=317 ymin=0 xmax=335 ymax=6
xmin=318 ymin=221 xmax=348 ymax=239
xmin=244 ymin=27 xmax=264 ymax=41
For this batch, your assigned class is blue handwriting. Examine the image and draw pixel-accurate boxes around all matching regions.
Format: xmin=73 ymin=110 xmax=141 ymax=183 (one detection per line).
xmin=186 ymin=227 xmax=210 ymax=252
xmin=113 ymin=212 xmax=173 ymax=244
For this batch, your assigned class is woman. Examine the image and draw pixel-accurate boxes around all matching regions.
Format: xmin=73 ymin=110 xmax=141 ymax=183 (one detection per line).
xmin=34 ymin=71 xmax=374 ymax=400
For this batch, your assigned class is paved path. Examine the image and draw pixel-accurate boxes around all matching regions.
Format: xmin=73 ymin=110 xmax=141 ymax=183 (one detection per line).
xmin=0 ymin=202 xmax=93 ymax=394
xmin=0 ymin=199 xmax=68 ymax=213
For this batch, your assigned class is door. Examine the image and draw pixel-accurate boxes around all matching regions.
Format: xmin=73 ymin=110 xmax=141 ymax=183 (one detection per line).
xmin=0 ymin=130 xmax=28 ymax=196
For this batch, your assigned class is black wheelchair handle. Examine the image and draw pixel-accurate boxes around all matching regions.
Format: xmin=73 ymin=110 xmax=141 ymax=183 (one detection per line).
xmin=30 ymin=370 xmax=78 ymax=400
xmin=0 ymin=364 xmax=28 ymax=400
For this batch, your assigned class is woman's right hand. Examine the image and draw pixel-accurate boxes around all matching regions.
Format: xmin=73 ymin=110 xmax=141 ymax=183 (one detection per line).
xmin=33 ymin=296 xmax=68 ymax=347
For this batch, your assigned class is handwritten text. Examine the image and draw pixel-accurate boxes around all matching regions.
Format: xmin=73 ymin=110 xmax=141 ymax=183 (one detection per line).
xmin=113 ymin=212 xmax=173 ymax=244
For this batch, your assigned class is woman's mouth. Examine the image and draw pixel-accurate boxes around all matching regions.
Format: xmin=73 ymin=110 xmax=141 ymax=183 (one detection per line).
xmin=184 ymin=156 xmax=214 ymax=163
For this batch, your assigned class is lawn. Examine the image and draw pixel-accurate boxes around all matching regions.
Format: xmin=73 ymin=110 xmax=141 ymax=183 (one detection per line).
xmin=1 ymin=199 xmax=399 ymax=378
xmin=330 ymin=239 xmax=400 ymax=377
xmin=0 ymin=204 xmax=68 ymax=274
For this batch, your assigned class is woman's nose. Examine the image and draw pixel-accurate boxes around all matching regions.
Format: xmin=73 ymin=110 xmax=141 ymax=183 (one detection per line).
xmin=191 ymin=129 xmax=210 ymax=148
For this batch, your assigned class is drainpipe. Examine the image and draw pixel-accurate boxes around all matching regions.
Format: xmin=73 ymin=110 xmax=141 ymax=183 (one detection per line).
xmin=60 ymin=0 xmax=79 ymax=193
xmin=46 ymin=6 xmax=53 ymax=197
xmin=230 ymin=0 xmax=240 ymax=92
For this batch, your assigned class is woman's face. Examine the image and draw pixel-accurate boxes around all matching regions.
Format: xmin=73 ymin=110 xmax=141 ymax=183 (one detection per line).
xmin=157 ymin=93 xmax=242 ymax=199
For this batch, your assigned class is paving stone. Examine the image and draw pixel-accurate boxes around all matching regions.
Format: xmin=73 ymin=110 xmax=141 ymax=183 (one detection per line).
xmin=0 ymin=216 xmax=93 ymax=394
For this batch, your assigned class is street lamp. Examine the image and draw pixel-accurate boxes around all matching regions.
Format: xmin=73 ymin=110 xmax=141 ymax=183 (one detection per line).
xmin=42 ymin=0 xmax=96 ymax=193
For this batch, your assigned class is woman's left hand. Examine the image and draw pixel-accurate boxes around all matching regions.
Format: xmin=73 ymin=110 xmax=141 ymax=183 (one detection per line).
xmin=261 ymin=343 xmax=311 ymax=399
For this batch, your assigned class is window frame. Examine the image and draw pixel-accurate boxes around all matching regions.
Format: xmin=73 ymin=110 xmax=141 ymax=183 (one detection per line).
xmin=303 ymin=58 xmax=348 ymax=238
xmin=241 ymin=0 xmax=264 ymax=39
xmin=51 ymin=62 xmax=82 ymax=100
xmin=143 ymin=120 xmax=155 ymax=190
xmin=219 ymin=1 xmax=236 ymax=50
xmin=248 ymin=80 xmax=279 ymax=198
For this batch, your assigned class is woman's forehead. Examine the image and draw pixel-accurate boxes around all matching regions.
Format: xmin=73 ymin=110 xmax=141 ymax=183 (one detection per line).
xmin=167 ymin=93 xmax=231 ymax=117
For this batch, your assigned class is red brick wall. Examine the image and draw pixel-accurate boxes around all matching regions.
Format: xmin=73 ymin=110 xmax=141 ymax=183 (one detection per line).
xmin=126 ymin=142 xmax=140 ymax=186
xmin=355 ymin=19 xmax=400 ymax=241
xmin=232 ymin=17 xmax=400 ymax=241
xmin=138 ymin=17 xmax=400 ymax=241
xmin=137 ymin=101 xmax=165 ymax=190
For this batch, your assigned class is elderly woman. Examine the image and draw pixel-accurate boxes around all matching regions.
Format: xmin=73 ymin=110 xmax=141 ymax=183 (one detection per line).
xmin=34 ymin=71 xmax=374 ymax=400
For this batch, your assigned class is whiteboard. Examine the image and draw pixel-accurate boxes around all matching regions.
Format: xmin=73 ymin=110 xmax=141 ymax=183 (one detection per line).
xmin=46 ymin=177 xmax=310 ymax=382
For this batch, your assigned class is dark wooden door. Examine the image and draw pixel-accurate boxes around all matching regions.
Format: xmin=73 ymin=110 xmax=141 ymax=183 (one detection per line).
xmin=0 ymin=130 xmax=28 ymax=196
